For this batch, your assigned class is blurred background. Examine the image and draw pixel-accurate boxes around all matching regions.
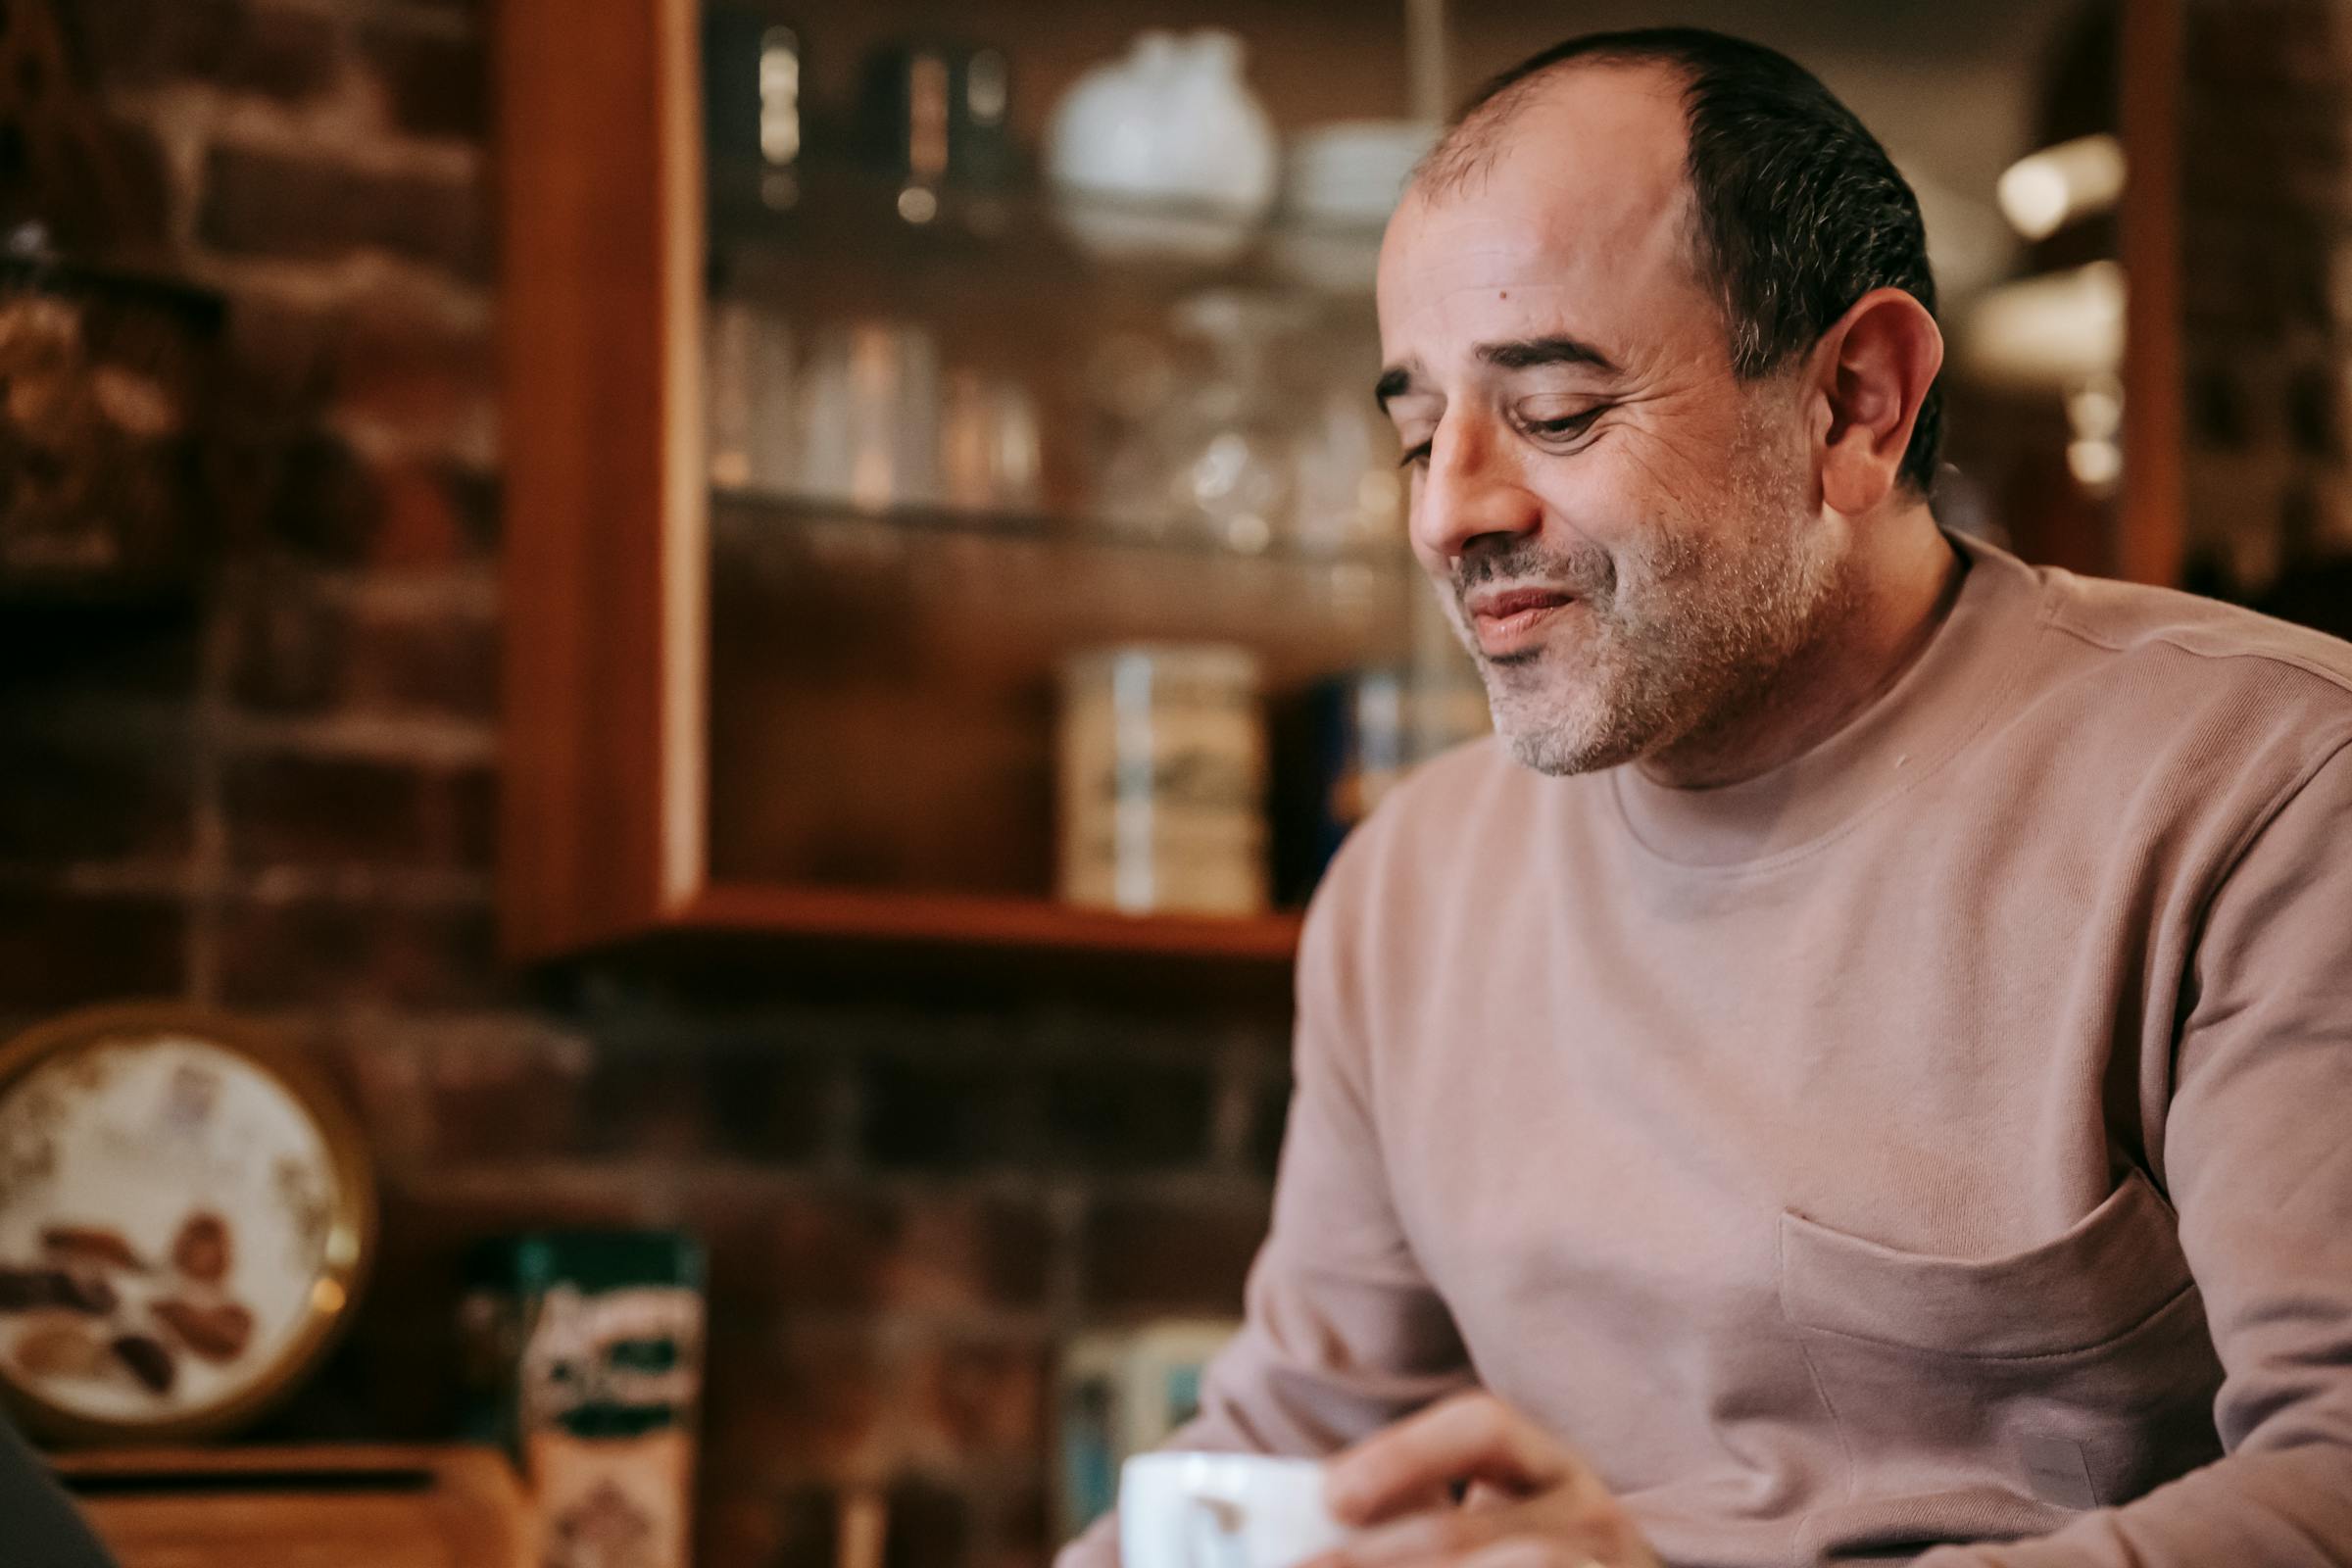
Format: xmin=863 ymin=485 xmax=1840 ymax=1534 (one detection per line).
xmin=0 ymin=1 xmax=2343 ymax=1565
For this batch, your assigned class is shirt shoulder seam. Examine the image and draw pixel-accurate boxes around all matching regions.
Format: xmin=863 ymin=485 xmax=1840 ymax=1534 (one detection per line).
xmin=2189 ymin=726 xmax=2352 ymax=928
xmin=2161 ymin=727 xmax=2352 ymax=1185
xmin=2040 ymin=601 xmax=2352 ymax=702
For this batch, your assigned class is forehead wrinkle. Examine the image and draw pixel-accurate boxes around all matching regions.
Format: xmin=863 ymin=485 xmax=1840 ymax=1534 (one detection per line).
xmin=1379 ymin=158 xmax=1721 ymax=390
xmin=1383 ymin=221 xmax=1693 ymax=379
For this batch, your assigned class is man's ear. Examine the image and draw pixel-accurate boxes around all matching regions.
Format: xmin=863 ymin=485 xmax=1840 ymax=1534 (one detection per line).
xmin=1810 ymin=287 xmax=1944 ymax=516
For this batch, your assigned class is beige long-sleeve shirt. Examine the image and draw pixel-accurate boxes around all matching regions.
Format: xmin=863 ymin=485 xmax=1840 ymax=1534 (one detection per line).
xmin=1059 ymin=533 xmax=2352 ymax=1567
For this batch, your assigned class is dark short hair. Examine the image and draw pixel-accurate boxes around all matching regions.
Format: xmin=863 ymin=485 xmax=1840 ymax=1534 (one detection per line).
xmin=1426 ymin=27 xmax=1943 ymax=495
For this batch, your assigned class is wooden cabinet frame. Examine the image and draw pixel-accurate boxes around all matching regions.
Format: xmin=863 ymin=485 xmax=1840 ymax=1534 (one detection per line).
xmin=497 ymin=0 xmax=1311 ymax=977
xmin=499 ymin=0 xmax=709 ymax=962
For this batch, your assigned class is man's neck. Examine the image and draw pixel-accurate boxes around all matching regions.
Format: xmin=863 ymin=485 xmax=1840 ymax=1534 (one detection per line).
xmin=1638 ymin=508 xmax=1965 ymax=791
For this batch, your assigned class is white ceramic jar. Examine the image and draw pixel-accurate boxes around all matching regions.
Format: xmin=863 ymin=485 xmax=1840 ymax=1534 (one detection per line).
xmin=1044 ymin=30 xmax=1279 ymax=263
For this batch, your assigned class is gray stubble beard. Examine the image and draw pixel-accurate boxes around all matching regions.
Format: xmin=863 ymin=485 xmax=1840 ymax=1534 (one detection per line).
xmin=1450 ymin=422 xmax=1846 ymax=779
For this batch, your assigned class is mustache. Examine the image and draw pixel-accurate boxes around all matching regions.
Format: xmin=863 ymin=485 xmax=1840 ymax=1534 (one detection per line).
xmin=1451 ymin=540 xmax=1618 ymax=603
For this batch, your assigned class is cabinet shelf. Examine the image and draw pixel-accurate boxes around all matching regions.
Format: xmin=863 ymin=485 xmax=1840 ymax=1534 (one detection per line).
xmin=571 ymin=885 xmax=1306 ymax=1003
xmin=710 ymin=486 xmax=1415 ymax=572
xmin=684 ymin=882 xmax=1301 ymax=959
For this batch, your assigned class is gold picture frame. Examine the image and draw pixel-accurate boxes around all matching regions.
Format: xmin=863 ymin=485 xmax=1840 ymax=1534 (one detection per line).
xmin=0 ymin=1003 xmax=376 ymax=1446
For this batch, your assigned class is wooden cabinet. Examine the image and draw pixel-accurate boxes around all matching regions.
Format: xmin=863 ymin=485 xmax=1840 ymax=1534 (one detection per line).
xmin=494 ymin=0 xmax=1471 ymax=981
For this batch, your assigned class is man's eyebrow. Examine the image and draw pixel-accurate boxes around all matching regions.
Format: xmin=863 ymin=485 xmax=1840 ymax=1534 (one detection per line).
xmin=1376 ymin=336 xmax=1622 ymax=411
xmin=1477 ymin=335 xmax=1619 ymax=375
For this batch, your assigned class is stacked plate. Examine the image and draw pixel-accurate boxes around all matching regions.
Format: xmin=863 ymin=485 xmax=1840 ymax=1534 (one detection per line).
xmin=1272 ymin=120 xmax=1440 ymax=294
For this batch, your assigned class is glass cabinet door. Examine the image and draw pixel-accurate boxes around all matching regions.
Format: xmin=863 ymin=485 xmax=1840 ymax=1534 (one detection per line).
xmin=693 ymin=4 xmax=1479 ymax=921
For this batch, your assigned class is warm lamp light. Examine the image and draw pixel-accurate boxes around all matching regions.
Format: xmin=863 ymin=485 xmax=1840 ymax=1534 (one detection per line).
xmin=1997 ymin=134 xmax=2127 ymax=240
xmin=1961 ymin=261 xmax=2127 ymax=388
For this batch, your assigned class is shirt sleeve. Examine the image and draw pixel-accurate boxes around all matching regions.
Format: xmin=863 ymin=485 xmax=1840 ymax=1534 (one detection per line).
xmin=1913 ymin=737 xmax=2352 ymax=1568
xmin=1054 ymin=863 xmax=1478 ymax=1568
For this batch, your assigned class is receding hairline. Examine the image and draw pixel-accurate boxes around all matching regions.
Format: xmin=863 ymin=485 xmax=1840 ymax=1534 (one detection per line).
xmin=1401 ymin=55 xmax=1714 ymax=316
xmin=1410 ymin=53 xmax=1696 ymax=204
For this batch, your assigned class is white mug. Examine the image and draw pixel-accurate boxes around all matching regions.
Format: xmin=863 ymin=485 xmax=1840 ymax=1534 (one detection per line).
xmin=1119 ymin=1452 xmax=1352 ymax=1568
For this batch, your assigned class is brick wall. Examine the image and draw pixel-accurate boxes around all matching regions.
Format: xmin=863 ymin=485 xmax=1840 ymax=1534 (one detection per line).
xmin=6 ymin=6 xmax=1285 ymax=1565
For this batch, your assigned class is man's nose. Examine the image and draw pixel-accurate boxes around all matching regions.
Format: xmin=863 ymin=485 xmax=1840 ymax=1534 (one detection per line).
xmin=1410 ymin=419 xmax=1543 ymax=564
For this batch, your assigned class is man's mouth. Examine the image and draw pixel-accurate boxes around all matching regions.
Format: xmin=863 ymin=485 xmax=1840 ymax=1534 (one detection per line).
xmin=1464 ymin=587 xmax=1577 ymax=658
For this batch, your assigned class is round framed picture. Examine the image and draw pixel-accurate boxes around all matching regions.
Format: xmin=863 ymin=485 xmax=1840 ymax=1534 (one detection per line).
xmin=0 ymin=1004 xmax=375 ymax=1445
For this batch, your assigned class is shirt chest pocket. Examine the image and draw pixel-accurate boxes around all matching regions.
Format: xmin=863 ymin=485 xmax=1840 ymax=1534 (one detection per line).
xmin=1777 ymin=1170 xmax=2224 ymax=1516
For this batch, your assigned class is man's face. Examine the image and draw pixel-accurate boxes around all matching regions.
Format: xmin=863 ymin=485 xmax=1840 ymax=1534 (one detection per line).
xmin=1376 ymin=66 xmax=1846 ymax=777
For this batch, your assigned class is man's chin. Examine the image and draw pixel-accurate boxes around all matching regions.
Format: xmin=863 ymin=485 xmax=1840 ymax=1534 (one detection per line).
xmin=1494 ymin=695 xmax=1657 ymax=776
xmin=1504 ymin=726 xmax=1646 ymax=777
xmin=1480 ymin=653 xmax=1665 ymax=776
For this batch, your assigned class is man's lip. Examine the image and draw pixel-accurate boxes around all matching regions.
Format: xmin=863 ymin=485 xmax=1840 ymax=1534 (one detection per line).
xmin=1465 ymin=587 xmax=1576 ymax=657
xmin=1467 ymin=587 xmax=1575 ymax=621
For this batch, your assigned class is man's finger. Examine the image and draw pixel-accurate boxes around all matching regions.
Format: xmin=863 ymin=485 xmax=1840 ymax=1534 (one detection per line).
xmin=1306 ymin=1498 xmax=1618 ymax=1568
xmin=1456 ymin=1542 xmax=1603 ymax=1568
xmin=1325 ymin=1395 xmax=1580 ymax=1527
xmin=1308 ymin=1499 xmax=1500 ymax=1567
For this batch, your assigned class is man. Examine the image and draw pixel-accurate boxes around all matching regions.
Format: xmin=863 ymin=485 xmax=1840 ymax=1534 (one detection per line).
xmin=1056 ymin=26 xmax=2352 ymax=1568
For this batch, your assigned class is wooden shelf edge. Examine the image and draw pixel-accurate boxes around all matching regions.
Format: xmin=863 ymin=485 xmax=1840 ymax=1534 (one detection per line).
xmin=49 ymin=1441 xmax=514 ymax=1481
xmin=676 ymin=883 xmax=1305 ymax=963
xmin=709 ymin=487 xmax=1417 ymax=574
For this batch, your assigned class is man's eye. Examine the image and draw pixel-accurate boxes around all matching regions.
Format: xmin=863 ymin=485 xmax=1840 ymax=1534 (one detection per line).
xmin=1522 ymin=407 xmax=1605 ymax=442
xmin=1396 ymin=439 xmax=1434 ymax=469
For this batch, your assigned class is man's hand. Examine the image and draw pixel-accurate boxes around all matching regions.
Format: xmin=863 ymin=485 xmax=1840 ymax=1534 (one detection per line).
xmin=1301 ymin=1393 xmax=1664 ymax=1568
